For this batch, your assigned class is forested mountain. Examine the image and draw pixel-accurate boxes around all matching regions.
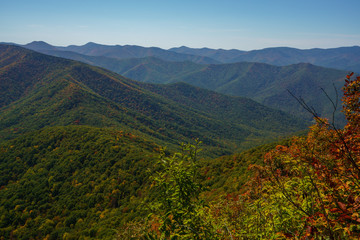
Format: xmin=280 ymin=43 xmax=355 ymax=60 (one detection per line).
xmin=135 ymin=81 xmax=304 ymax=134
xmin=165 ymin=62 xmax=347 ymax=124
xmin=18 ymin=42 xmax=348 ymax=124
xmin=0 ymin=44 xmax=305 ymax=153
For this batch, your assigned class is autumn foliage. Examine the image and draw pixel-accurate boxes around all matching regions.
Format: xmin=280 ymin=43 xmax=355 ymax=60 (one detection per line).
xmin=244 ymin=73 xmax=360 ymax=239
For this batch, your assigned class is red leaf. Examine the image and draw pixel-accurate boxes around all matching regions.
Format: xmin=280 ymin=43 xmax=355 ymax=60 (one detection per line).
xmin=338 ymin=202 xmax=347 ymax=212
xmin=329 ymin=208 xmax=340 ymax=213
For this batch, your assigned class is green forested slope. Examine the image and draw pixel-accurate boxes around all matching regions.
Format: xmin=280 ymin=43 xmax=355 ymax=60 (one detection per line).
xmin=137 ymin=81 xmax=305 ymax=134
xmin=0 ymin=126 xmax=158 ymax=239
xmin=171 ymin=62 xmax=345 ymax=121
xmin=0 ymin=125 xmax=286 ymax=239
xmin=128 ymin=61 xmax=345 ymax=124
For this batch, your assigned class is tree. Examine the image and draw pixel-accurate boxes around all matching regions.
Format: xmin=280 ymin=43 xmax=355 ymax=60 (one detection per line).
xmin=146 ymin=140 xmax=216 ymax=239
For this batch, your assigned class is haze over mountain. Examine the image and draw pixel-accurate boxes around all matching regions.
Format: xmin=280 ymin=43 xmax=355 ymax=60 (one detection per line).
xmin=170 ymin=45 xmax=360 ymax=72
xmin=20 ymin=41 xmax=360 ymax=73
xmin=23 ymin=41 xmax=220 ymax=64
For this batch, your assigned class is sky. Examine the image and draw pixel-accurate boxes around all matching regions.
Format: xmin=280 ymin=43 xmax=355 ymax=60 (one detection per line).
xmin=0 ymin=0 xmax=359 ymax=50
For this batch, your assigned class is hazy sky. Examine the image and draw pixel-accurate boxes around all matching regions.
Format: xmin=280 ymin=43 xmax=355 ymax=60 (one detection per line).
xmin=1 ymin=0 xmax=359 ymax=50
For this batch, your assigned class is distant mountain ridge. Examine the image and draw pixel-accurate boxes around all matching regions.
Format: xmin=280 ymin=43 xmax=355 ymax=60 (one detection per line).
xmin=20 ymin=41 xmax=360 ymax=72
xmin=170 ymin=45 xmax=360 ymax=72
xmin=169 ymin=46 xmax=246 ymax=63
xmin=24 ymin=41 xmax=220 ymax=64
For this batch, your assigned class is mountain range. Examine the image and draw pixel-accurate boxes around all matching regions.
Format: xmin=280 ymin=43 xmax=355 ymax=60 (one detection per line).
xmin=22 ymin=41 xmax=220 ymax=64
xmin=0 ymin=44 xmax=305 ymax=154
xmin=170 ymin=45 xmax=360 ymax=72
xmin=20 ymin=41 xmax=360 ymax=72
xmin=19 ymin=41 xmax=348 ymax=124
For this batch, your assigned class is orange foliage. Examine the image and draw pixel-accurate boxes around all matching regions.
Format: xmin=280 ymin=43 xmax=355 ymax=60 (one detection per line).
xmin=260 ymin=73 xmax=360 ymax=238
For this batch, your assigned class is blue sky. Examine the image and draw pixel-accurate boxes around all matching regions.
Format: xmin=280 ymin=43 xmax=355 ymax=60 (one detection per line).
xmin=1 ymin=0 xmax=359 ymax=50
